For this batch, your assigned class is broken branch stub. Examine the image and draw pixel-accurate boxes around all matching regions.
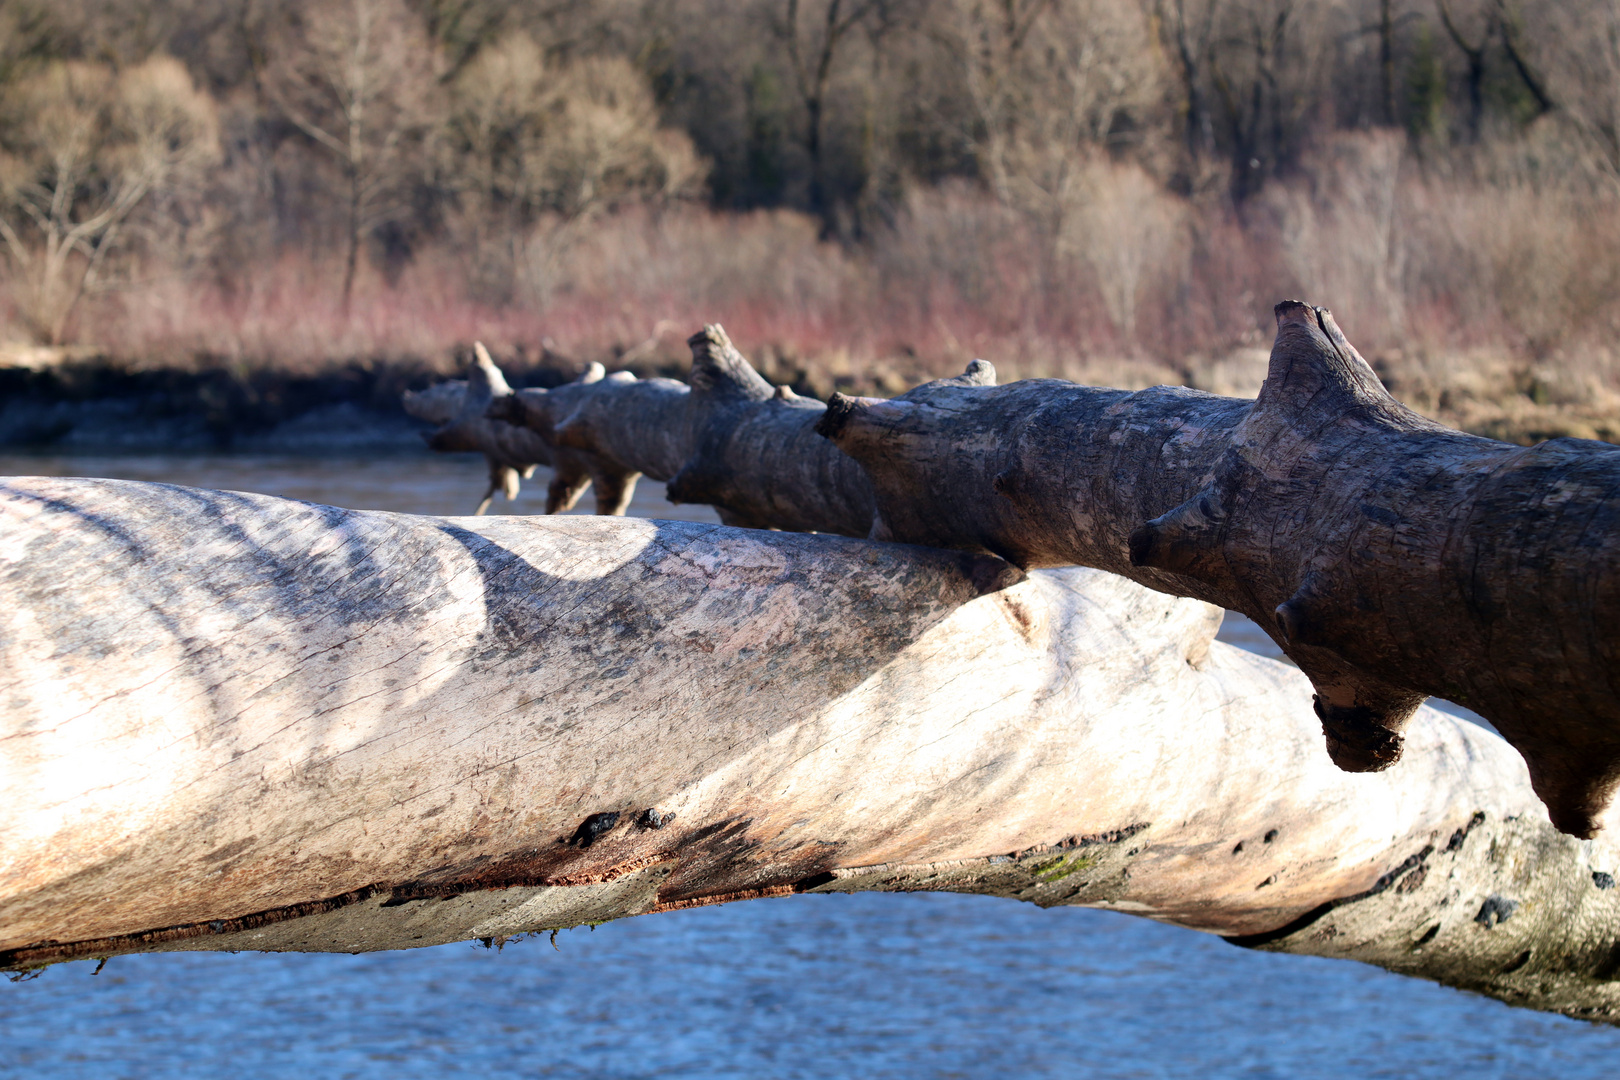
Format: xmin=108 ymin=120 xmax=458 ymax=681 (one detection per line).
xmin=403 ymin=343 xmax=638 ymax=516
xmin=820 ymin=302 xmax=1620 ymax=838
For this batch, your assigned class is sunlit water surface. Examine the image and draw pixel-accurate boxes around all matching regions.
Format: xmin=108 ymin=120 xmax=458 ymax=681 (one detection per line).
xmin=0 ymin=450 xmax=1610 ymax=1079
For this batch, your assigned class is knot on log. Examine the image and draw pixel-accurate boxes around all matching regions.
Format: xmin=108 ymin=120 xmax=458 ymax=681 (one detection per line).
xmin=949 ymin=358 xmax=998 ymax=387
xmin=1127 ymin=487 xmax=1229 ymax=578
xmin=1312 ymin=696 xmax=1408 ymax=772
xmin=815 ymin=391 xmax=868 ymax=441
xmin=1273 ymin=570 xmax=1330 ymax=649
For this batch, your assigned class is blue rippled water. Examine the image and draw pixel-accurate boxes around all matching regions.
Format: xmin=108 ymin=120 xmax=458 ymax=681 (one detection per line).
xmin=1 ymin=451 xmax=1615 ymax=1079
xmin=8 ymin=894 xmax=1620 ymax=1080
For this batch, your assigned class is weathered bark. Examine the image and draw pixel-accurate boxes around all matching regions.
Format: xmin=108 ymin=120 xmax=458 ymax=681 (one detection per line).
xmin=486 ymin=309 xmax=1620 ymax=839
xmin=402 ymin=343 xmax=639 ymax=516
xmin=4 ymin=476 xmax=1620 ymax=1023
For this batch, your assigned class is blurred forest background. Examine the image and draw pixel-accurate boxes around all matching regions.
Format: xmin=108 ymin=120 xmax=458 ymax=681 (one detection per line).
xmin=4 ymin=0 xmax=1620 ymax=442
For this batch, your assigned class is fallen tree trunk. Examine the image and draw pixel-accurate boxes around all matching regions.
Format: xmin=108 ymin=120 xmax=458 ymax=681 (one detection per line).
xmin=484 ymin=326 xmax=876 ymax=534
xmin=2 ymin=477 xmax=1620 ymax=1022
xmin=402 ymin=344 xmax=639 ymax=516
xmin=486 ymin=310 xmax=1620 ymax=839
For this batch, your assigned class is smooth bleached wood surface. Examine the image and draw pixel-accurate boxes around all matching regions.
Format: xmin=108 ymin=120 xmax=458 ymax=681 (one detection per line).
xmin=3 ymin=477 xmax=1620 ymax=1021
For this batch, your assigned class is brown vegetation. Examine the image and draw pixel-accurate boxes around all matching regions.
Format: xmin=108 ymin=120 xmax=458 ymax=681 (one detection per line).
xmin=2 ymin=0 xmax=1620 ymax=443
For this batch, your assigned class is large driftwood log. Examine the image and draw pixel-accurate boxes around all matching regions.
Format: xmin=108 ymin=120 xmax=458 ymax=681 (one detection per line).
xmin=402 ymin=343 xmax=639 ymax=516
xmin=490 ymin=311 xmax=1620 ymax=839
xmin=3 ymin=476 xmax=1620 ymax=1022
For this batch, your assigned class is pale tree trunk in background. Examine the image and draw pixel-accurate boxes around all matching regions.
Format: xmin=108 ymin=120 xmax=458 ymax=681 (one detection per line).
xmin=264 ymin=0 xmax=434 ymax=309
xmin=3 ymin=476 xmax=1620 ymax=1024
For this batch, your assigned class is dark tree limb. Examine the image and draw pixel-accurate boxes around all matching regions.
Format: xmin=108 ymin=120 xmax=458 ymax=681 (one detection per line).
xmin=403 ymin=344 xmax=639 ymax=516
xmin=1493 ymin=0 xmax=1554 ymax=117
xmin=485 ymin=325 xmax=876 ymax=535
xmin=484 ymin=307 xmax=1620 ymax=839
xmin=818 ymin=302 xmax=1620 ymax=838
xmin=1437 ymin=0 xmax=1490 ymax=140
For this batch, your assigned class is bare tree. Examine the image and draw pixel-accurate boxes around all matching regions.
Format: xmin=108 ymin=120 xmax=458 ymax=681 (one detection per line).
xmin=1435 ymin=0 xmax=1491 ymax=141
xmin=441 ymin=31 xmax=554 ymax=295
xmin=925 ymin=1 xmax=1171 ymax=343
xmin=1207 ymin=0 xmax=1326 ymax=200
xmin=936 ymin=0 xmax=1059 ymax=203
xmin=774 ymin=0 xmax=887 ymax=221
xmin=264 ymin=0 xmax=437 ymax=308
xmin=442 ymin=31 xmax=702 ymax=299
xmin=0 ymin=2 xmax=56 ymax=89
xmin=936 ymin=0 xmax=1159 ymax=201
xmin=1156 ymin=0 xmax=1221 ymax=161
xmin=1517 ymin=0 xmax=1620 ymax=181
xmin=1492 ymin=0 xmax=1553 ymax=116
xmin=0 ymin=55 xmax=218 ymax=343
xmin=1380 ymin=0 xmax=1398 ymax=124
xmin=417 ymin=0 xmax=515 ymax=82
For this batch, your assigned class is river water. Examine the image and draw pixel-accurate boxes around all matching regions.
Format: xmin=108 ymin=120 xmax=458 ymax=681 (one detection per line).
xmin=1 ymin=450 xmax=1614 ymax=1079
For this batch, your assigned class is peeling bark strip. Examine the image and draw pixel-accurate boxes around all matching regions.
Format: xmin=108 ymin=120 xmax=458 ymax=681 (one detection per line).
xmin=402 ymin=343 xmax=638 ymax=516
xmin=811 ymin=303 xmax=1620 ymax=838
xmin=5 ymin=479 xmax=1620 ymax=1021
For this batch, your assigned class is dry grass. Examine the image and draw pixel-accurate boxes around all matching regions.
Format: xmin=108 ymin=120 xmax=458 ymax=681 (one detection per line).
xmin=11 ymin=135 xmax=1620 ymax=445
